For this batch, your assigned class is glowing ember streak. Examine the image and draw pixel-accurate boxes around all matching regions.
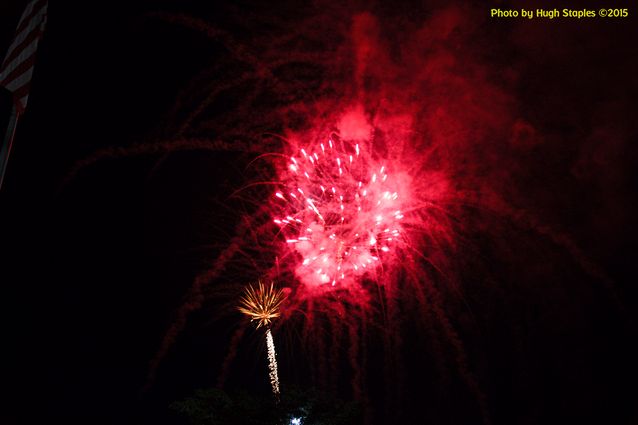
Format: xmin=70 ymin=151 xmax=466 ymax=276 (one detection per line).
xmin=238 ymin=282 xmax=284 ymax=400
xmin=274 ymin=139 xmax=405 ymax=288
xmin=265 ymin=328 xmax=280 ymax=398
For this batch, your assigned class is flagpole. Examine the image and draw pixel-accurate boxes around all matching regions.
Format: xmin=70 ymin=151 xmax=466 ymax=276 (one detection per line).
xmin=0 ymin=102 xmax=19 ymax=190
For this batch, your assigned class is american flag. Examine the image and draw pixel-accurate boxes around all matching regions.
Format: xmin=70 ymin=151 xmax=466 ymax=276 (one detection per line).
xmin=0 ymin=0 xmax=48 ymax=113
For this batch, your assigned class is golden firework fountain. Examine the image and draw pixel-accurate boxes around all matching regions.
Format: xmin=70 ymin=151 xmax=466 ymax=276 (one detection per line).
xmin=238 ymin=281 xmax=285 ymax=400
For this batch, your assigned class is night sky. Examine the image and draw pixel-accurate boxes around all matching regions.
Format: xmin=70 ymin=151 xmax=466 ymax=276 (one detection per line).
xmin=1 ymin=1 xmax=638 ymax=424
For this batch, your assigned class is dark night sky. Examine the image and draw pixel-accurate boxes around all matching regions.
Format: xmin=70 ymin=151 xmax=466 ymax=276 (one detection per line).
xmin=1 ymin=1 xmax=638 ymax=424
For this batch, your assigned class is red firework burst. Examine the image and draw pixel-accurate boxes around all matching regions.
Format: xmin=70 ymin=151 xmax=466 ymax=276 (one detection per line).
xmin=273 ymin=135 xmax=410 ymax=291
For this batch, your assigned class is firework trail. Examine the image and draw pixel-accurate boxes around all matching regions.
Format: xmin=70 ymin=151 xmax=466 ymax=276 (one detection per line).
xmin=238 ymin=281 xmax=285 ymax=400
xmin=60 ymin=3 xmax=634 ymax=423
xmin=265 ymin=328 xmax=280 ymax=398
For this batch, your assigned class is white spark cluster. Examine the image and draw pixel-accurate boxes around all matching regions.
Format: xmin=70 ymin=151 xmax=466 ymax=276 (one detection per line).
xmin=274 ymin=139 xmax=405 ymax=288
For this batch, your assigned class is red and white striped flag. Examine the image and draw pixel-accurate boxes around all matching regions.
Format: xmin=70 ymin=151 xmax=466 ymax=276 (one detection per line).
xmin=0 ymin=0 xmax=48 ymax=113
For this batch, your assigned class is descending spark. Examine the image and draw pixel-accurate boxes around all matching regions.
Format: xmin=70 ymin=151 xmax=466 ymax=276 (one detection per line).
xmin=265 ymin=327 xmax=280 ymax=398
xmin=273 ymin=139 xmax=407 ymax=289
xmin=238 ymin=281 xmax=285 ymax=399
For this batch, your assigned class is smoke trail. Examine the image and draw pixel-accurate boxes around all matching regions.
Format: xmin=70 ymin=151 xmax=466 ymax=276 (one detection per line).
xmin=59 ymin=137 xmax=271 ymax=191
xmin=347 ymin=319 xmax=362 ymax=401
xmin=422 ymin=276 xmax=492 ymax=425
xmin=216 ymin=324 xmax=247 ymax=389
xmin=474 ymin=192 xmax=627 ymax=320
xmin=144 ymin=238 xmax=243 ymax=390
xmin=328 ymin=314 xmax=343 ymax=394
